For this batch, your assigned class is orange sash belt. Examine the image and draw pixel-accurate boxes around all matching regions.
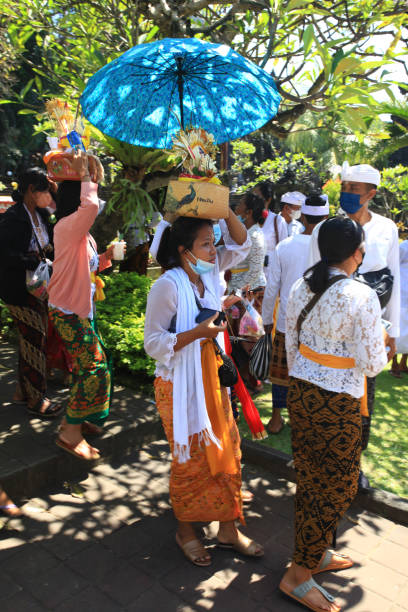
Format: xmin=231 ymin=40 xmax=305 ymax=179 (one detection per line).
xmin=299 ymin=344 xmax=368 ymax=416
xmin=90 ymin=272 xmax=105 ymax=302
xmin=200 ymin=339 xmax=239 ymax=477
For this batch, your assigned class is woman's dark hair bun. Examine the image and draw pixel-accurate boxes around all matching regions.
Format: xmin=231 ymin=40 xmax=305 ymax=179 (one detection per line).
xmin=13 ymin=167 xmax=49 ymax=205
xmin=156 ymin=216 xmax=213 ymax=270
xmin=244 ymin=192 xmax=267 ymax=226
xmin=304 ymin=216 xmax=364 ymax=294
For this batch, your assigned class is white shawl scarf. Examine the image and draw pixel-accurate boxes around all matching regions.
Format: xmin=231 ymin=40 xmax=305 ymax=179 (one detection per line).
xmin=165 ymin=267 xmax=222 ymax=463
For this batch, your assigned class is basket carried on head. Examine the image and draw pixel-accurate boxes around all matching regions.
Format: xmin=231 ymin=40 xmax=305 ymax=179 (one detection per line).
xmin=42 ymin=99 xmax=90 ymax=181
xmin=164 ymin=127 xmax=229 ymax=220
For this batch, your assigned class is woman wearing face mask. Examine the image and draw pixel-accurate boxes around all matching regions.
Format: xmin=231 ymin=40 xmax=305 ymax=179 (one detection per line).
xmin=144 ymin=212 xmax=265 ymax=567
xmin=0 ymin=168 xmax=63 ymax=419
xmin=227 ymin=192 xmax=266 ymax=293
xmin=280 ymin=217 xmax=388 ymax=612
xmin=48 ymin=151 xmax=115 ymax=461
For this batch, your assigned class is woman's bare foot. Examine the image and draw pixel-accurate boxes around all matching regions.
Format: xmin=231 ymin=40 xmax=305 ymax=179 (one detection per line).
xmin=12 ymin=384 xmax=25 ymax=403
xmin=0 ymin=488 xmax=23 ymax=517
xmin=280 ymin=563 xmax=340 ymax=611
xmin=177 ymin=521 xmax=211 ymax=565
xmin=217 ymin=521 xmax=264 ymax=556
xmin=266 ymin=410 xmax=284 ymax=434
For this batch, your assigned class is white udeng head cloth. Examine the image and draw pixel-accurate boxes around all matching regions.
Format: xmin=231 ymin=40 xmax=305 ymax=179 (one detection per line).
xmin=280 ymin=191 xmax=306 ymax=206
xmin=341 ymin=161 xmax=381 ymax=186
xmin=301 ymin=194 xmax=329 ymax=216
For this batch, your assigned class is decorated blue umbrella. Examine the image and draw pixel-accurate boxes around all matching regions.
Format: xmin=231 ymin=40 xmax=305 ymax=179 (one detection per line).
xmin=80 ymin=37 xmax=281 ymax=149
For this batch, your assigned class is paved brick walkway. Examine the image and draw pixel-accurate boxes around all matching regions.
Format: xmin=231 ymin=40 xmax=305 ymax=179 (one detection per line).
xmin=1 ymin=440 xmax=407 ymax=611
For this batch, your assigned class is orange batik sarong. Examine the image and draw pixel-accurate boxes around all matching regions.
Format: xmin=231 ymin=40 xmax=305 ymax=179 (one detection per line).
xmin=154 ymin=340 xmax=244 ymax=524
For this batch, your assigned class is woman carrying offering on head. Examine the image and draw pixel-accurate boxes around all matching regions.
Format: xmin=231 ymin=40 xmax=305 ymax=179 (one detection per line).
xmin=144 ymin=210 xmax=264 ymax=567
xmin=48 ymin=151 xmax=115 ymax=461
xmin=280 ymin=217 xmax=388 ymax=612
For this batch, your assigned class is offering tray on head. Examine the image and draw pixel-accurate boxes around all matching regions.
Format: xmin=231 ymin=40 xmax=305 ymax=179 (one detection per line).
xmin=164 ymin=127 xmax=229 ymax=219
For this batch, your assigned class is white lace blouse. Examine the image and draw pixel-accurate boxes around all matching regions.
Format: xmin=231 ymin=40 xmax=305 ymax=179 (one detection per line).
xmin=285 ymin=271 xmax=387 ymax=398
xmin=227 ymin=224 xmax=266 ymax=292
xmin=144 ymin=227 xmax=251 ymax=382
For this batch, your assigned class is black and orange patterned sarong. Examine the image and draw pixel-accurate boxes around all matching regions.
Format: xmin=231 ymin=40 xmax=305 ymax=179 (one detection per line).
xmin=287 ymin=377 xmax=361 ymax=569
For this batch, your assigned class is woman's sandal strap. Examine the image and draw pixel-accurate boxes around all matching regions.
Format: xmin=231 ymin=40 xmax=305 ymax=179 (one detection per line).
xmin=292 ymin=578 xmax=335 ymax=602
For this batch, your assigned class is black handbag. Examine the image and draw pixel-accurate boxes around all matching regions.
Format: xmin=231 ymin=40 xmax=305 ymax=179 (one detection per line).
xmin=355 ymin=267 xmax=393 ymax=309
xmin=213 ymin=339 xmax=238 ymax=387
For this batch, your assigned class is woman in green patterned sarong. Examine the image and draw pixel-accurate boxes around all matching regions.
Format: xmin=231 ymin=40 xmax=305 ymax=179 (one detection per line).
xmin=48 ymin=152 xmax=116 ymax=461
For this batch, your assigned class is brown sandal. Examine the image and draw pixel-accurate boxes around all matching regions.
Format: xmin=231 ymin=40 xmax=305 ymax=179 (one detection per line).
xmin=312 ymin=550 xmax=353 ymax=575
xmin=217 ymin=536 xmax=264 ymax=557
xmin=56 ymin=437 xmax=100 ymax=461
xmin=175 ymin=533 xmax=211 ymax=567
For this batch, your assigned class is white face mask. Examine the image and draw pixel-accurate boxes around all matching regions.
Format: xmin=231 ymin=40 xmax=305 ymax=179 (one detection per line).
xmin=290 ymin=208 xmax=301 ymax=221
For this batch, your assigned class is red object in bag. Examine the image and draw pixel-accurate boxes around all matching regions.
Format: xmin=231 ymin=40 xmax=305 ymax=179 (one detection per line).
xmin=224 ymin=331 xmax=267 ymax=440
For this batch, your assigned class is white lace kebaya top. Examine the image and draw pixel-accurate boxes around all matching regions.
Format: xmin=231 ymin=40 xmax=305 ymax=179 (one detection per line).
xmin=227 ymin=223 xmax=266 ymax=292
xmin=285 ymin=269 xmax=388 ymax=398
xmin=144 ymin=227 xmax=251 ymax=382
xmin=308 ymin=212 xmax=400 ymax=337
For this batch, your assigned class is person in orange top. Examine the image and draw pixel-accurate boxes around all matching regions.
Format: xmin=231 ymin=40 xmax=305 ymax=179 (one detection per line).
xmin=48 ymin=151 xmax=115 ymax=461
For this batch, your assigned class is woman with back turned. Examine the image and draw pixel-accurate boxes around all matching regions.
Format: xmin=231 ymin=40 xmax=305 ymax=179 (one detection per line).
xmin=280 ymin=217 xmax=387 ymax=612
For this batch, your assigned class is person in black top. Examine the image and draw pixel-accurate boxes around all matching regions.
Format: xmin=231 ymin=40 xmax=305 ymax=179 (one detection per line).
xmin=0 ymin=168 xmax=63 ymax=418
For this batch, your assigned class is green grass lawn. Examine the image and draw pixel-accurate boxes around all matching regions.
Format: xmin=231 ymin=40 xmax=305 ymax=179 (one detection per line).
xmin=238 ymin=363 xmax=408 ymax=499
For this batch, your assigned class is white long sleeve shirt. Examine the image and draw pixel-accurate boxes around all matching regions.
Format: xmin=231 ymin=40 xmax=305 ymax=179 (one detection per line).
xmin=262 ymin=233 xmax=311 ymax=333
xmin=145 ymin=227 xmax=251 ymax=382
xmin=285 ymin=272 xmax=387 ymax=398
xmin=261 ymin=211 xmax=288 ymax=259
xmin=307 ymin=212 xmax=400 ymax=337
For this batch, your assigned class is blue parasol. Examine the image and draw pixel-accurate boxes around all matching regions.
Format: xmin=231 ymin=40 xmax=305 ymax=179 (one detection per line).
xmin=80 ymin=37 xmax=281 ymax=149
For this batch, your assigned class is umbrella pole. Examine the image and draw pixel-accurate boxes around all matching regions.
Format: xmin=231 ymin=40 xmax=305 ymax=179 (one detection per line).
xmin=176 ymin=56 xmax=184 ymax=130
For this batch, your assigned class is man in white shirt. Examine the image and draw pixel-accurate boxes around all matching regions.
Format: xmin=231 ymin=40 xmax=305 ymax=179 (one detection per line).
xmin=279 ymin=191 xmax=306 ymax=237
xmin=307 ymin=162 xmax=400 ymax=489
xmin=262 ymin=194 xmax=329 ymax=433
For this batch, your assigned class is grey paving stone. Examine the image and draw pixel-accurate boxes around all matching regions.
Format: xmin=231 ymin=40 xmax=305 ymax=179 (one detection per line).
xmin=0 ymin=571 xmax=23 ymax=600
xmin=0 ymin=533 xmax=27 ymax=560
xmin=0 ymin=590 xmax=45 ymax=612
xmin=65 ymin=543 xmax=120 ymax=583
xmin=55 ymin=585 xmax=122 ymax=612
xmin=21 ymin=563 xmax=88 ymax=609
xmin=126 ymin=583 xmax=195 ymax=612
xmin=0 ymin=542 xmax=59 ymax=583
xmin=100 ymin=560 xmax=154 ymax=606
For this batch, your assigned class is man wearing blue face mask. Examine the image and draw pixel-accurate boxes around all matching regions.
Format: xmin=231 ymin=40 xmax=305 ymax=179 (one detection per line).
xmin=307 ymin=162 xmax=400 ymax=490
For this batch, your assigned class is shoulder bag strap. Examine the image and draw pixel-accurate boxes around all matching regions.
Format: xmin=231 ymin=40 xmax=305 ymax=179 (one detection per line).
xmin=32 ymin=230 xmax=47 ymax=262
xmin=296 ymin=274 xmax=347 ymax=341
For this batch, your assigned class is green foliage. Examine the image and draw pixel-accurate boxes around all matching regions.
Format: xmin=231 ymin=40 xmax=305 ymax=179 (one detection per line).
xmin=377 ymin=165 xmax=408 ymax=224
xmin=2 ymin=0 xmax=408 ymax=146
xmin=322 ymin=179 xmax=341 ymax=215
xmin=0 ymin=300 xmax=16 ymax=341
xmin=230 ymin=140 xmax=256 ymax=173
xmin=97 ymin=272 xmax=155 ymax=377
xmin=108 ymin=177 xmax=157 ymax=232
xmin=237 ymin=152 xmax=323 ymax=201
xmin=238 ymin=369 xmax=408 ymax=498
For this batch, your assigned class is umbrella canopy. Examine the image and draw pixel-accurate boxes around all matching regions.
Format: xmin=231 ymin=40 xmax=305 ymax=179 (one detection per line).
xmin=80 ymin=37 xmax=281 ymax=149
